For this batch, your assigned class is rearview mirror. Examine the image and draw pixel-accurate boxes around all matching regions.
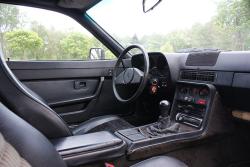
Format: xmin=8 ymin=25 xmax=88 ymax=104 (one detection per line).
xmin=89 ymin=48 xmax=105 ymax=60
xmin=142 ymin=0 xmax=162 ymax=13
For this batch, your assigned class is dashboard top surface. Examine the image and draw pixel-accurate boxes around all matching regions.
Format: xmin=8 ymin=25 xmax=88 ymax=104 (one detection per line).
xmin=165 ymin=51 xmax=250 ymax=72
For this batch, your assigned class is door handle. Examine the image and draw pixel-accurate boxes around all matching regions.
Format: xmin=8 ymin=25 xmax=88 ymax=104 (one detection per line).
xmin=74 ymin=80 xmax=86 ymax=89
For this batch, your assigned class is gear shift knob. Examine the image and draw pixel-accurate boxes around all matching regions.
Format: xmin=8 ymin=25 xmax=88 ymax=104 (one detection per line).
xmin=159 ymin=100 xmax=170 ymax=117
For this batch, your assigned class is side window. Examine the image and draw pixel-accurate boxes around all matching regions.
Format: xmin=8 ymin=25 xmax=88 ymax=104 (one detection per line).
xmin=0 ymin=4 xmax=116 ymax=61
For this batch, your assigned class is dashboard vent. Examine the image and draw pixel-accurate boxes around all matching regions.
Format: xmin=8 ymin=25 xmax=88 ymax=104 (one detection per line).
xmin=180 ymin=70 xmax=216 ymax=82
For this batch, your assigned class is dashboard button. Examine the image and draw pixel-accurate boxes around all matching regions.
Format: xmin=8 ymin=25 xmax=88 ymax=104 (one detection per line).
xmin=197 ymin=99 xmax=207 ymax=105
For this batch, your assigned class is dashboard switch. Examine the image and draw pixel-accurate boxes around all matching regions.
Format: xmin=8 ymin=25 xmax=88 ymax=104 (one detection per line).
xmin=197 ymin=99 xmax=207 ymax=105
xmin=152 ymin=79 xmax=158 ymax=85
xmin=184 ymin=96 xmax=194 ymax=103
xmin=150 ymin=85 xmax=158 ymax=94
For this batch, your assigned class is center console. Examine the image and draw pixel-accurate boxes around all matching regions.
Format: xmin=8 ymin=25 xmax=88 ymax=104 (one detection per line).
xmin=116 ymin=81 xmax=219 ymax=160
xmin=173 ymin=84 xmax=210 ymax=128
xmin=51 ymin=81 xmax=228 ymax=165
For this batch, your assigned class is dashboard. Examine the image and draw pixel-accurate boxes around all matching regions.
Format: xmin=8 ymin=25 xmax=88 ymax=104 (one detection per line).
xmin=164 ymin=50 xmax=250 ymax=111
xmin=131 ymin=50 xmax=250 ymax=111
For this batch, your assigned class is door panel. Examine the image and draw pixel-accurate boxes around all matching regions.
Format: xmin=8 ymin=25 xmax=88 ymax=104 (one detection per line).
xmin=23 ymin=79 xmax=99 ymax=106
xmin=7 ymin=60 xmax=132 ymax=125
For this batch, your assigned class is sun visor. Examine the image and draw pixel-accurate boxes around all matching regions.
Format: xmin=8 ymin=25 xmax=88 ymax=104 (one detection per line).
xmin=57 ymin=0 xmax=101 ymax=11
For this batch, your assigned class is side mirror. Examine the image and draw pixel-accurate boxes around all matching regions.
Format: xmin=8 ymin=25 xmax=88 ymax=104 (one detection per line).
xmin=142 ymin=0 xmax=162 ymax=13
xmin=89 ymin=48 xmax=105 ymax=60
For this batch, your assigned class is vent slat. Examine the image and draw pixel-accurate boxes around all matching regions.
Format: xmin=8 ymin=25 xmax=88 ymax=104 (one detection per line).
xmin=180 ymin=70 xmax=215 ymax=82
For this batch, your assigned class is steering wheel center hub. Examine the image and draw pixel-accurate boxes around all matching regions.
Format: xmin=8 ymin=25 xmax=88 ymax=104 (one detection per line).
xmin=123 ymin=68 xmax=134 ymax=84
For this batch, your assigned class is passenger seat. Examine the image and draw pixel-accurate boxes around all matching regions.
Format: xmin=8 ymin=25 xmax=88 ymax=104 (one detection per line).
xmin=0 ymin=103 xmax=187 ymax=167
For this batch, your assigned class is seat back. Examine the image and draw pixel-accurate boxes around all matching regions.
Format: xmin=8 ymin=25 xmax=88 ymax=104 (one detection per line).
xmin=0 ymin=53 xmax=71 ymax=138
xmin=0 ymin=103 xmax=67 ymax=167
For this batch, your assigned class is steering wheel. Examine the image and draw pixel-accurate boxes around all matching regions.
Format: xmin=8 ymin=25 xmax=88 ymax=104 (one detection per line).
xmin=112 ymin=44 xmax=149 ymax=103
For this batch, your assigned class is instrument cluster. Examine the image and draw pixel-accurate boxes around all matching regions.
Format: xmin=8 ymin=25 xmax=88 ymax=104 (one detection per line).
xmin=131 ymin=53 xmax=168 ymax=72
xmin=131 ymin=52 xmax=171 ymax=94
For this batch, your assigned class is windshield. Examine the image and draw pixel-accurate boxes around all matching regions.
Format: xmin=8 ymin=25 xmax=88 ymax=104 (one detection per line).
xmin=88 ymin=0 xmax=250 ymax=52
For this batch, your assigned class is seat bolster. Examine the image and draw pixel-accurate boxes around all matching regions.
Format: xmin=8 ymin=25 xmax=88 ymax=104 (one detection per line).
xmin=0 ymin=103 xmax=67 ymax=167
xmin=0 ymin=53 xmax=72 ymax=139
xmin=131 ymin=156 xmax=188 ymax=167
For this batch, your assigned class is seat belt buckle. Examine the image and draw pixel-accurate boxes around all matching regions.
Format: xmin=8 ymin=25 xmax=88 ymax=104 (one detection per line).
xmin=105 ymin=162 xmax=115 ymax=167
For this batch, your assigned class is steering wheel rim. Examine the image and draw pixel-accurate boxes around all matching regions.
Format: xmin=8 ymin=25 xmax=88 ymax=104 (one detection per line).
xmin=112 ymin=44 xmax=149 ymax=103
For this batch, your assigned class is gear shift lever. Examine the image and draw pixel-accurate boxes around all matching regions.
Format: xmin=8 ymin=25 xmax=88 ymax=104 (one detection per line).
xmin=143 ymin=100 xmax=180 ymax=136
xmin=159 ymin=100 xmax=171 ymax=117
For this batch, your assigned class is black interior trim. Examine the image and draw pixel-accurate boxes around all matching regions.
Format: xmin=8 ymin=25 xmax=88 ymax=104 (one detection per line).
xmin=7 ymin=60 xmax=117 ymax=70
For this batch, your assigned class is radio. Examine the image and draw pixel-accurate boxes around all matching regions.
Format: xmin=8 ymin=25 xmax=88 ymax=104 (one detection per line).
xmin=176 ymin=113 xmax=202 ymax=128
xmin=173 ymin=84 xmax=210 ymax=128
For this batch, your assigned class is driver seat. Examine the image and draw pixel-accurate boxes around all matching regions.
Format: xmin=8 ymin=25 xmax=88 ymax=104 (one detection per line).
xmin=0 ymin=53 xmax=133 ymax=138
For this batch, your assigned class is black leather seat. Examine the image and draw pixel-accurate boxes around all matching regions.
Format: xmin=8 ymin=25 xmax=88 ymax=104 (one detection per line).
xmin=0 ymin=53 xmax=133 ymax=139
xmin=0 ymin=102 xmax=187 ymax=167
xmin=131 ymin=156 xmax=187 ymax=167
xmin=72 ymin=115 xmax=133 ymax=135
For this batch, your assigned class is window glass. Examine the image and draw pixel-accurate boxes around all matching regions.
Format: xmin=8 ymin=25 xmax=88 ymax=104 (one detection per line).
xmin=0 ymin=4 xmax=116 ymax=61
xmin=88 ymin=0 xmax=250 ymax=52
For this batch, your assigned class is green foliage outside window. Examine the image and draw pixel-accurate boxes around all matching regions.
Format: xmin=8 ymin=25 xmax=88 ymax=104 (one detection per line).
xmin=0 ymin=4 xmax=116 ymax=61
xmin=60 ymin=32 xmax=90 ymax=60
xmin=5 ymin=30 xmax=43 ymax=60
